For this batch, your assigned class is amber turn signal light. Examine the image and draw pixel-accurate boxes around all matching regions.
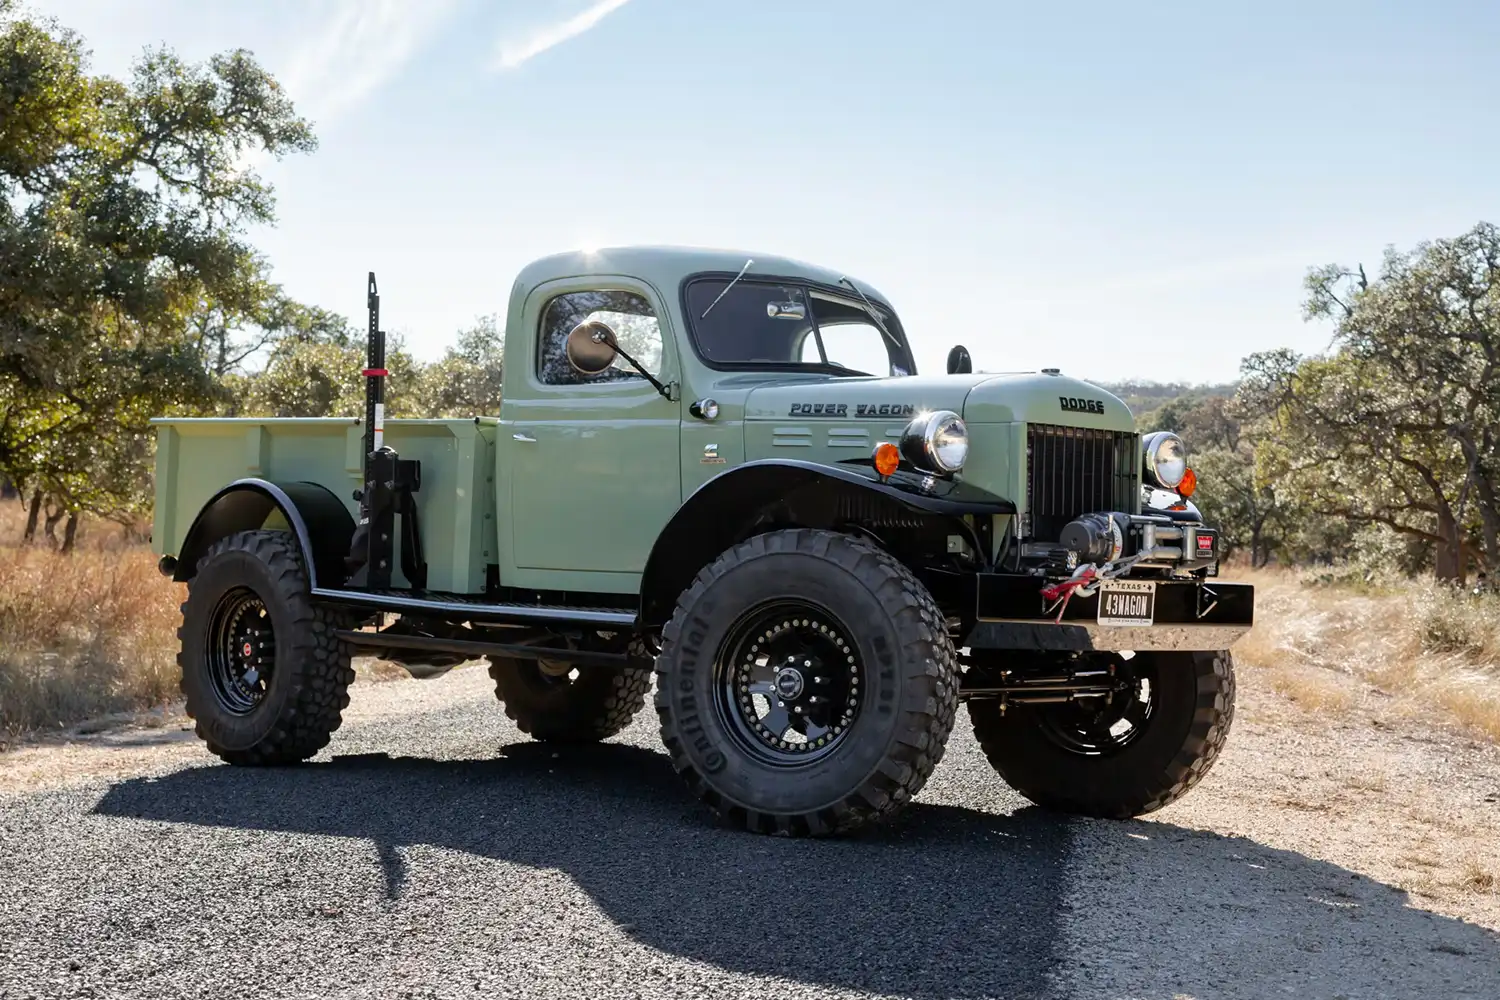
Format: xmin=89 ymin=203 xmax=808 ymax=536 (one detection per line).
xmin=1178 ymin=466 xmax=1197 ymax=498
xmin=873 ymin=442 xmax=900 ymax=477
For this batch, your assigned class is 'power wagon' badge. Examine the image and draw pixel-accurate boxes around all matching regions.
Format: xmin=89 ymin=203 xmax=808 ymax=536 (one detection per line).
xmin=1059 ymin=396 xmax=1105 ymax=414
xmin=787 ymin=403 xmax=917 ymax=417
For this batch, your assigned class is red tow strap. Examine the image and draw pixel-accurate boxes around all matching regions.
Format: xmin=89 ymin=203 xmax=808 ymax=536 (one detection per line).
xmin=1040 ymin=565 xmax=1099 ymax=623
xmin=1040 ymin=566 xmax=1097 ymax=602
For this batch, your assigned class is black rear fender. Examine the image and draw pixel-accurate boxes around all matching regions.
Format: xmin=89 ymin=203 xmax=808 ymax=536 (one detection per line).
xmin=171 ymin=479 xmax=356 ymax=590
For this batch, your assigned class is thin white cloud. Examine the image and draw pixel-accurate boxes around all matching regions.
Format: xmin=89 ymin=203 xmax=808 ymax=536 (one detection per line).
xmin=281 ymin=0 xmax=465 ymax=125
xmin=227 ymin=0 xmax=462 ymax=177
xmin=491 ymin=0 xmax=632 ymax=71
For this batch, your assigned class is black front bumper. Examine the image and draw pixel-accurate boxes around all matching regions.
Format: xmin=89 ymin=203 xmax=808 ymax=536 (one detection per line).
xmin=963 ymin=573 xmax=1255 ymax=652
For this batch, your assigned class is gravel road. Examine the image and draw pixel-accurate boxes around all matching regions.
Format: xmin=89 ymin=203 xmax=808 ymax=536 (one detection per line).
xmin=3 ymin=663 xmax=1499 ymax=1000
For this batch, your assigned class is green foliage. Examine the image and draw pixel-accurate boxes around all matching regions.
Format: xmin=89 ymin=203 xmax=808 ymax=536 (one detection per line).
xmin=227 ymin=315 xmax=505 ymax=421
xmin=1291 ymin=524 xmax=1427 ymax=592
xmin=1110 ymin=221 xmax=1500 ymax=583
xmin=408 ymin=315 xmax=505 ymax=418
xmin=0 ymin=7 xmax=315 ymax=520
xmin=183 ymin=261 xmax=355 ymax=379
xmin=1240 ymin=222 xmax=1500 ymax=580
xmin=234 ymin=340 xmax=364 ymax=418
xmin=1097 ymin=381 xmax=1294 ymax=567
xmin=234 ymin=335 xmax=424 ymax=418
xmin=1186 ymin=446 xmax=1285 ymax=567
xmin=1145 ymin=395 xmax=1239 ymax=450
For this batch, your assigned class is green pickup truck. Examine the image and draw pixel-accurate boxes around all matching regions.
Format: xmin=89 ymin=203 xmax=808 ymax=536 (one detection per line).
xmin=152 ymin=246 xmax=1253 ymax=837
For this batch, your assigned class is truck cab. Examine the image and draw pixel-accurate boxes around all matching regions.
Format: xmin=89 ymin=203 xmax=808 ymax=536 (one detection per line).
xmin=500 ymin=246 xmax=957 ymax=596
xmin=152 ymin=245 xmax=1254 ymax=837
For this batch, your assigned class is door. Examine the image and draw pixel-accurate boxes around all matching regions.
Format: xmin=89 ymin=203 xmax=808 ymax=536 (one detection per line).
xmin=502 ymin=280 xmax=682 ymax=591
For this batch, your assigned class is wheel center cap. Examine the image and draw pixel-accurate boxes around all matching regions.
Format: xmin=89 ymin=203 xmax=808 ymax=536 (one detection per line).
xmin=241 ymin=641 xmax=253 ymax=658
xmin=774 ymin=666 xmax=805 ymax=700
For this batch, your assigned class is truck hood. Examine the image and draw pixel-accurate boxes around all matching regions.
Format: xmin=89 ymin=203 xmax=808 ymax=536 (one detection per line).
xmin=743 ymin=371 xmax=1134 ymax=429
xmin=743 ymin=374 xmax=988 ymax=423
xmin=961 ymin=371 xmax=1134 ymax=429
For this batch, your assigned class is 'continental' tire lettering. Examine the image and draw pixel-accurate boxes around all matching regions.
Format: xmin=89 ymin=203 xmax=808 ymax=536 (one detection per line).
xmin=872 ymin=634 xmax=897 ymax=716
xmin=674 ymin=608 xmax=725 ymax=771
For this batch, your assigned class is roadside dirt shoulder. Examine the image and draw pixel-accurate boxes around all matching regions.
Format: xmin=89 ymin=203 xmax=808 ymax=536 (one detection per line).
xmin=1156 ymin=659 xmax=1500 ymax=932
xmin=0 ymin=662 xmax=480 ymax=794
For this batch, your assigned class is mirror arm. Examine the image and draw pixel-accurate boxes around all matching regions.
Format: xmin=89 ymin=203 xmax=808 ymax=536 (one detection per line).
xmin=613 ymin=344 xmax=673 ymax=401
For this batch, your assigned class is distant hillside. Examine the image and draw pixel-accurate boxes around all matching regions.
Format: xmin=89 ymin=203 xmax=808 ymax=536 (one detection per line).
xmin=1091 ymin=380 xmax=1238 ymax=414
xmin=969 ymin=375 xmax=1239 ymax=423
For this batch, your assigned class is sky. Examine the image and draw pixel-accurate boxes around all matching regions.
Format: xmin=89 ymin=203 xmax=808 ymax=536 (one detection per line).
xmin=22 ymin=0 xmax=1500 ymax=383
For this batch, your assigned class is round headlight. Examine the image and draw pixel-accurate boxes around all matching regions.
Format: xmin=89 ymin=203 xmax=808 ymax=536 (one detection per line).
xmin=1142 ymin=431 xmax=1187 ymax=489
xmin=902 ymin=410 xmax=968 ymax=474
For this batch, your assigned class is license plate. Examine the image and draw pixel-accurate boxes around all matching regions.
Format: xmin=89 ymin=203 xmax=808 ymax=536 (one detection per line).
xmin=1097 ymin=580 xmax=1156 ymax=627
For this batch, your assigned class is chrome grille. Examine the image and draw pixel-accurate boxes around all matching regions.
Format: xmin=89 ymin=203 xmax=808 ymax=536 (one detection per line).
xmin=1025 ymin=424 xmax=1140 ymax=540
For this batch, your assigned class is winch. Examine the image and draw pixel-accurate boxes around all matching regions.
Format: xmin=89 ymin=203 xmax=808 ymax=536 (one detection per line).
xmin=1058 ymin=510 xmax=1218 ymax=576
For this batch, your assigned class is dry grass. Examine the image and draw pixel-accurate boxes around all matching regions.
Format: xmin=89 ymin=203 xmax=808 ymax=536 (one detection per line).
xmin=1229 ymin=565 xmax=1500 ymax=743
xmin=0 ymin=500 xmax=414 ymax=742
xmin=0 ymin=501 xmax=184 ymax=742
xmin=1463 ymin=857 xmax=1498 ymax=894
xmin=1262 ymin=663 xmax=1359 ymax=713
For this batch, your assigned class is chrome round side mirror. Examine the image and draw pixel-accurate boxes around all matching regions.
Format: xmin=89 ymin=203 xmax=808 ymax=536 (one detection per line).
xmin=565 ymin=320 xmax=619 ymax=375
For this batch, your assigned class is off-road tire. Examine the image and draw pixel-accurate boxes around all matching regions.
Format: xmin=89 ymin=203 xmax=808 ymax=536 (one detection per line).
xmin=655 ymin=528 xmax=959 ymax=837
xmin=487 ymin=639 xmax=652 ymax=743
xmin=178 ymin=530 xmax=355 ymax=765
xmin=969 ymin=649 xmax=1236 ymax=818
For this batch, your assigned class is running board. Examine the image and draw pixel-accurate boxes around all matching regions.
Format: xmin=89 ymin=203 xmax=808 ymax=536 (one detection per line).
xmin=310 ymin=587 xmax=637 ymax=627
xmin=335 ymin=629 xmax=630 ymax=668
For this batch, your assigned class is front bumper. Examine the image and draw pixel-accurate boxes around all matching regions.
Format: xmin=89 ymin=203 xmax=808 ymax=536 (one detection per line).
xmin=963 ymin=573 xmax=1255 ymax=652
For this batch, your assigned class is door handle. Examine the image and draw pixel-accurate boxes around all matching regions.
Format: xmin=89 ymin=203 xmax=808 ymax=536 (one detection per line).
xmin=513 ymin=433 xmax=536 ymax=443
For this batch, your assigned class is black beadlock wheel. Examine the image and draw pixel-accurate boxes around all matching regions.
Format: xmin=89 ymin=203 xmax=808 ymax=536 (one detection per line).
xmin=178 ymin=530 xmax=355 ymax=766
xmin=654 ymin=528 xmax=958 ymax=837
xmin=714 ymin=601 xmax=864 ymax=766
xmin=487 ymin=639 xmax=652 ymax=744
xmin=204 ymin=588 xmax=276 ymax=716
xmin=969 ymin=649 xmax=1236 ymax=818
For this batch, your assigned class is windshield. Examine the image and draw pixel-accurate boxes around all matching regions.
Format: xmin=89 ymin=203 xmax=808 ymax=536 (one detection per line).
xmin=684 ymin=277 xmax=914 ymax=376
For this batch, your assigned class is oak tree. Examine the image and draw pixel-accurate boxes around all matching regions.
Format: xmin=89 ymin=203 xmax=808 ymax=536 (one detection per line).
xmin=0 ymin=7 xmax=315 ymax=528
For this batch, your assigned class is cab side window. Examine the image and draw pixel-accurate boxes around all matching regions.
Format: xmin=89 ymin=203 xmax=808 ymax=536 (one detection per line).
xmin=537 ymin=289 xmax=664 ymax=386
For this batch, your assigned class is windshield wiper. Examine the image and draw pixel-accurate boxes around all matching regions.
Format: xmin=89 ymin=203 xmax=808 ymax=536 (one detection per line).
xmin=700 ymin=258 xmax=754 ymax=319
xmin=838 ymin=276 xmax=903 ymax=353
xmin=820 ymin=362 xmax=872 ymax=377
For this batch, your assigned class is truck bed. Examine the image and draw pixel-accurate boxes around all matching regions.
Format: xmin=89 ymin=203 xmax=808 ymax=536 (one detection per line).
xmin=151 ymin=417 xmax=498 ymax=593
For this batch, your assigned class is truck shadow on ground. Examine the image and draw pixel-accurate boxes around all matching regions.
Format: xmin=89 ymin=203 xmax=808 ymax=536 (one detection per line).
xmin=93 ymin=740 xmax=1500 ymax=999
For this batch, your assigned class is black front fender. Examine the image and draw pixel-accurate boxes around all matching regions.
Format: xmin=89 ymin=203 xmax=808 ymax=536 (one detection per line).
xmin=172 ymin=479 xmax=356 ymax=590
xmin=638 ymin=459 xmax=1015 ymax=625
